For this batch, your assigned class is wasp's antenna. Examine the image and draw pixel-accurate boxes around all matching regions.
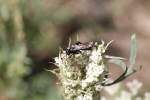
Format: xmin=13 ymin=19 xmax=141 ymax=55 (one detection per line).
xmin=76 ymin=33 xmax=79 ymax=42
xmin=59 ymin=46 xmax=64 ymax=56
xmin=45 ymin=68 xmax=60 ymax=77
xmin=48 ymin=61 xmax=58 ymax=67
xmin=59 ymin=46 xmax=63 ymax=52
xmin=68 ymin=37 xmax=72 ymax=48
xmin=105 ymin=40 xmax=114 ymax=50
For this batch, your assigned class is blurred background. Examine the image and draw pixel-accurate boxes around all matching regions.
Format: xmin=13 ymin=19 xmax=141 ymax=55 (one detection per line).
xmin=0 ymin=0 xmax=149 ymax=100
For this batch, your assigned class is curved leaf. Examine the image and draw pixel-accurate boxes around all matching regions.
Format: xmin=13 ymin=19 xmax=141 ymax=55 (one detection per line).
xmin=129 ymin=33 xmax=137 ymax=68
xmin=108 ymin=59 xmax=126 ymax=71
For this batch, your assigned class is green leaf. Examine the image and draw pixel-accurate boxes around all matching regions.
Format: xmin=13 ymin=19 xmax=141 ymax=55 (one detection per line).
xmin=127 ymin=33 xmax=137 ymax=75
xmin=129 ymin=33 xmax=137 ymax=68
xmin=102 ymin=59 xmax=128 ymax=86
xmin=109 ymin=59 xmax=126 ymax=71
xmin=105 ymin=55 xmax=126 ymax=60
xmin=103 ymin=33 xmax=140 ymax=86
xmin=125 ymin=65 xmax=142 ymax=78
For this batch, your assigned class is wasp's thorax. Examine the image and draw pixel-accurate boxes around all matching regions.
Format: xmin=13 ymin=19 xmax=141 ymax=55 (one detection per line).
xmin=66 ymin=41 xmax=95 ymax=55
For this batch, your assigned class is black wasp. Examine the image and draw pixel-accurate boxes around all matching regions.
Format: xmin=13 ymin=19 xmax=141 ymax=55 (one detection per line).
xmin=66 ymin=41 xmax=95 ymax=55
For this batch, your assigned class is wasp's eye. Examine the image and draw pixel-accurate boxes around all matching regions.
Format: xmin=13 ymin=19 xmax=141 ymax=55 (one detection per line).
xmin=75 ymin=41 xmax=82 ymax=45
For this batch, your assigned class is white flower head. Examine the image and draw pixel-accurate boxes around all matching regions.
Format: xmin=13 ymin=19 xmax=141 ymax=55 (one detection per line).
xmin=144 ymin=92 xmax=150 ymax=100
xmin=101 ymin=96 xmax=107 ymax=100
xmin=126 ymin=79 xmax=142 ymax=96
xmin=77 ymin=94 xmax=92 ymax=100
xmin=90 ymin=49 xmax=102 ymax=63
xmin=95 ymin=84 xmax=103 ymax=91
xmin=104 ymin=83 xmax=120 ymax=95
xmin=86 ymin=63 xmax=104 ymax=77
xmin=115 ymin=90 xmax=132 ymax=100
xmin=135 ymin=97 xmax=142 ymax=100
xmin=54 ymin=41 xmax=111 ymax=100
xmin=81 ymin=63 xmax=104 ymax=89
xmin=54 ymin=57 xmax=61 ymax=65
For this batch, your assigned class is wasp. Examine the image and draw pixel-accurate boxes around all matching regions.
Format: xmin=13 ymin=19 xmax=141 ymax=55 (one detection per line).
xmin=66 ymin=41 xmax=95 ymax=55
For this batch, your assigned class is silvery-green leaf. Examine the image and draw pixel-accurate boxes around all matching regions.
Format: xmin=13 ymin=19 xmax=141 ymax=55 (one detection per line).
xmin=109 ymin=59 xmax=126 ymax=71
xmin=127 ymin=33 xmax=137 ymax=75
xmin=102 ymin=59 xmax=128 ymax=86
xmin=102 ymin=64 xmax=128 ymax=86
xmin=129 ymin=33 xmax=137 ymax=68
xmin=105 ymin=55 xmax=126 ymax=60
xmin=125 ymin=65 xmax=142 ymax=77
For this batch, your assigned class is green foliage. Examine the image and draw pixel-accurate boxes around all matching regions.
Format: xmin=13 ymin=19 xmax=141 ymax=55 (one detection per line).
xmin=129 ymin=33 xmax=137 ymax=67
xmin=0 ymin=0 xmax=61 ymax=100
xmin=105 ymin=33 xmax=141 ymax=86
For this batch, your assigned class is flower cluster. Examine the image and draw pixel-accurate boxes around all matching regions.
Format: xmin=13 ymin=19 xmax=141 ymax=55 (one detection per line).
xmin=103 ymin=79 xmax=150 ymax=100
xmin=54 ymin=42 xmax=107 ymax=100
